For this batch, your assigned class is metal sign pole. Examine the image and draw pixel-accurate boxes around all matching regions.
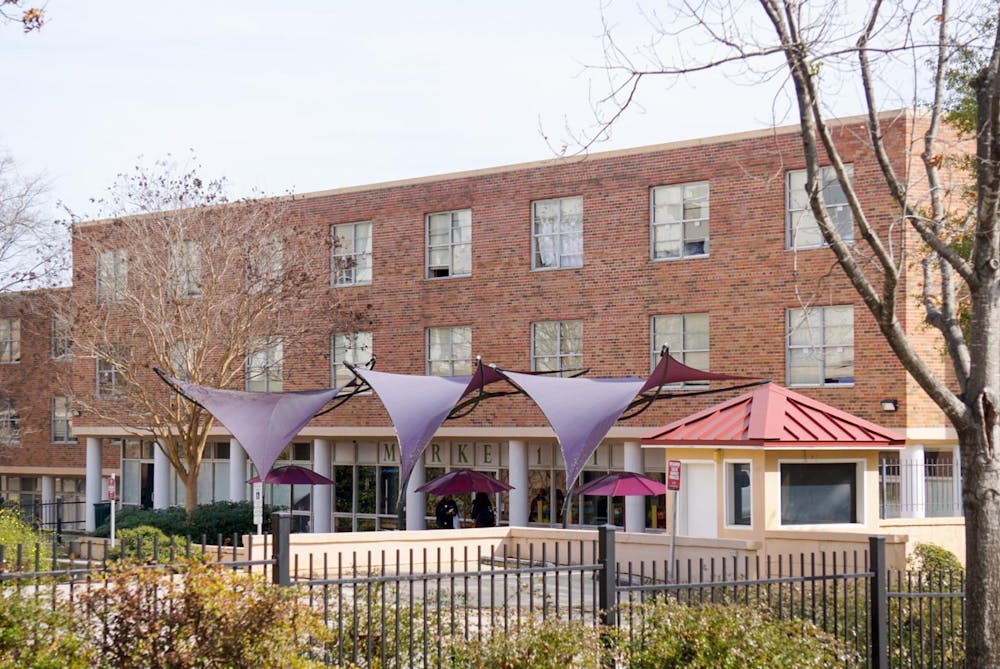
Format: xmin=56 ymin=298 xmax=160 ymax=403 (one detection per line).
xmin=669 ymin=489 xmax=678 ymax=582
xmin=109 ymin=473 xmax=117 ymax=546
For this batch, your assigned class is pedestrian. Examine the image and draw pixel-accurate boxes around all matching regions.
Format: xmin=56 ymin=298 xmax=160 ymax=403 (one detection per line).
xmin=471 ymin=492 xmax=495 ymax=528
xmin=435 ymin=494 xmax=459 ymax=529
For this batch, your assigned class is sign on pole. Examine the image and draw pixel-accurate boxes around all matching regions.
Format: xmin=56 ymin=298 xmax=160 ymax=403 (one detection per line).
xmin=666 ymin=460 xmax=681 ymax=582
xmin=667 ymin=459 xmax=682 ymax=491
xmin=253 ymin=482 xmax=263 ymax=534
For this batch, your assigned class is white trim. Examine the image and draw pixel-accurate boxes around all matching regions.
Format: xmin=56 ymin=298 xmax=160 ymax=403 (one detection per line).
xmin=722 ymin=458 xmax=753 ymax=531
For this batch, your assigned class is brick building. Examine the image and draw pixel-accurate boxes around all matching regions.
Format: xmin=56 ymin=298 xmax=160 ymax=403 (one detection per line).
xmin=0 ymin=110 xmax=967 ymax=543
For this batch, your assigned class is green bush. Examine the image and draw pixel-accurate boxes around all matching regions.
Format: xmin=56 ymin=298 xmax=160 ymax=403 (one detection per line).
xmin=908 ymin=542 xmax=964 ymax=573
xmin=105 ymin=525 xmax=202 ymax=563
xmin=0 ymin=506 xmax=53 ymax=569
xmin=95 ymin=501 xmax=273 ymax=545
xmin=94 ymin=506 xmax=187 ymax=538
xmin=619 ymin=600 xmax=859 ymax=668
xmin=443 ymin=616 xmax=606 ymax=669
xmin=0 ymin=589 xmax=92 ymax=668
xmin=74 ymin=559 xmax=328 ymax=668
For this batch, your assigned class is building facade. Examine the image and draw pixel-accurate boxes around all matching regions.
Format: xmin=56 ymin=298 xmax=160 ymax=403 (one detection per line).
xmin=0 ymin=111 xmax=967 ymax=544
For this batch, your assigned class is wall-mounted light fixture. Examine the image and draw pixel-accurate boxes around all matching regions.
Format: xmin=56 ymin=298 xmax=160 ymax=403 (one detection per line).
xmin=880 ymin=399 xmax=898 ymax=412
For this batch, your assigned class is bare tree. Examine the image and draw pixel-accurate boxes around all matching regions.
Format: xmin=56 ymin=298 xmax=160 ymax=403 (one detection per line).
xmin=583 ymin=0 xmax=999 ymax=663
xmin=66 ymin=159 xmax=367 ymax=513
xmin=0 ymin=0 xmax=43 ymax=32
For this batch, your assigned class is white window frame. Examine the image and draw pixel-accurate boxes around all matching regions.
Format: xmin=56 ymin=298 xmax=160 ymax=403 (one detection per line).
xmin=777 ymin=458 xmax=865 ymax=528
xmin=724 ymin=459 xmax=753 ymax=529
xmin=650 ymin=313 xmax=709 ymax=382
xmin=426 ymin=209 xmax=471 ymax=279
xmin=531 ymin=320 xmax=583 ymax=376
xmin=426 ymin=326 xmax=472 ymax=376
xmin=97 ymin=249 xmax=128 ymax=304
xmin=650 ymin=182 xmax=709 ymax=260
xmin=786 ymin=305 xmax=854 ymax=387
xmin=51 ymin=316 xmax=71 ymax=360
xmin=246 ymin=339 xmax=283 ymax=392
xmin=51 ymin=396 xmax=74 ymax=443
xmin=0 ymin=318 xmax=20 ymax=364
xmin=332 ymin=331 xmax=373 ymax=389
xmin=532 ymin=196 xmax=583 ymax=270
xmin=331 ymin=221 xmax=373 ymax=286
xmin=786 ymin=165 xmax=854 ymax=249
xmin=168 ymin=240 xmax=202 ymax=298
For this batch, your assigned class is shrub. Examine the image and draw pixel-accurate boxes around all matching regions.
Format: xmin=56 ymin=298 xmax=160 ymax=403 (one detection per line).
xmin=619 ymin=600 xmax=858 ymax=668
xmin=443 ymin=617 xmax=606 ymax=669
xmin=94 ymin=501 xmax=273 ymax=545
xmin=908 ymin=542 xmax=964 ymax=573
xmin=105 ymin=525 xmax=202 ymax=563
xmin=94 ymin=506 xmax=187 ymax=538
xmin=0 ymin=506 xmax=54 ymax=569
xmin=0 ymin=588 xmax=92 ymax=668
xmin=73 ymin=559 xmax=328 ymax=668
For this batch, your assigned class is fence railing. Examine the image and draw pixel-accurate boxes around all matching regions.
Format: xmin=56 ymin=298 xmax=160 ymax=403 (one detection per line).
xmin=0 ymin=498 xmax=87 ymax=537
xmin=879 ymin=458 xmax=963 ymax=519
xmin=0 ymin=516 xmax=966 ymax=668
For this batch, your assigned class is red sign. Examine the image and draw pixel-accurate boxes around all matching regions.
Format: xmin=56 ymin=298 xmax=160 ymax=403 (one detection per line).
xmin=107 ymin=475 xmax=116 ymax=501
xmin=667 ymin=460 xmax=682 ymax=491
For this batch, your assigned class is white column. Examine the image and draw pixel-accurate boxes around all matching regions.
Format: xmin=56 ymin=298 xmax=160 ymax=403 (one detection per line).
xmin=900 ymin=443 xmax=926 ymax=518
xmin=41 ymin=475 xmax=55 ymax=526
xmin=229 ymin=438 xmax=248 ymax=502
xmin=85 ymin=437 xmax=102 ymax=532
xmin=508 ymin=440 xmax=529 ymax=526
xmin=624 ymin=440 xmax=645 ymax=533
xmin=152 ymin=441 xmax=170 ymax=509
xmin=312 ymin=439 xmax=332 ymax=533
xmin=405 ymin=459 xmax=426 ymax=531
xmin=952 ymin=444 xmax=963 ymax=516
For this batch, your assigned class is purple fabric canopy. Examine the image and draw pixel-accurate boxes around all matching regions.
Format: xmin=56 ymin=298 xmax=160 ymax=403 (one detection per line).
xmin=501 ymin=371 xmax=646 ymax=488
xmin=639 ymin=350 xmax=754 ymax=393
xmin=350 ymin=367 xmax=472 ymax=492
xmin=167 ymin=375 xmax=341 ymax=480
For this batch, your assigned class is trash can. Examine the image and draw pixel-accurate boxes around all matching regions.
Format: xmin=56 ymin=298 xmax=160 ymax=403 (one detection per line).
xmin=94 ymin=501 xmax=111 ymax=529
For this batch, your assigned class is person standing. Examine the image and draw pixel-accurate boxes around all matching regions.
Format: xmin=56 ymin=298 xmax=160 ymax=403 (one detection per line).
xmin=471 ymin=492 xmax=495 ymax=528
xmin=435 ymin=494 xmax=459 ymax=529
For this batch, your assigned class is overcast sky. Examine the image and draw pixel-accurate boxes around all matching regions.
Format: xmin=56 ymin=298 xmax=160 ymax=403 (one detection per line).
xmin=3 ymin=1 xmax=890 ymax=220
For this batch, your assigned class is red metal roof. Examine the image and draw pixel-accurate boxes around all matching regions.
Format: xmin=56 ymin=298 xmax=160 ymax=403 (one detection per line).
xmin=642 ymin=383 xmax=905 ymax=449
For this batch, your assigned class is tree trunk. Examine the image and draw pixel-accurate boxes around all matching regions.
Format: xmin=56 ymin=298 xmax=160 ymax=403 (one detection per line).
xmin=958 ymin=423 xmax=1000 ymax=665
xmin=183 ymin=469 xmax=199 ymax=515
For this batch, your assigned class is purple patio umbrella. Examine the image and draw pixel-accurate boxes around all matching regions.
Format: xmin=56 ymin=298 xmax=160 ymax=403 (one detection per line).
xmin=249 ymin=465 xmax=335 ymax=518
xmin=574 ymin=472 xmax=666 ymax=533
xmin=416 ymin=469 xmax=512 ymax=495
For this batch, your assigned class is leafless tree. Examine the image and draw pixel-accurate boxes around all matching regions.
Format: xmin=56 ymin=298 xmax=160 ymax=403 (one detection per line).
xmin=0 ymin=0 xmax=43 ymax=32
xmin=584 ymin=0 xmax=999 ymax=663
xmin=65 ymin=158 xmax=368 ymax=513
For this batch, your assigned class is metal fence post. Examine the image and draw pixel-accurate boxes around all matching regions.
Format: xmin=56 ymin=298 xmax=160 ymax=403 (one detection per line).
xmin=598 ymin=525 xmax=617 ymax=627
xmin=272 ymin=512 xmax=292 ymax=586
xmin=869 ymin=535 xmax=888 ymax=669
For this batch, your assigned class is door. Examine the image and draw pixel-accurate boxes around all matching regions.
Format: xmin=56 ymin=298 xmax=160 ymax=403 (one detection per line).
xmin=677 ymin=462 xmax=717 ymax=538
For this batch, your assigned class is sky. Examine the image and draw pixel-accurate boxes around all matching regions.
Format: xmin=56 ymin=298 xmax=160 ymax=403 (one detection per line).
xmin=1 ymin=1 xmax=892 ymax=221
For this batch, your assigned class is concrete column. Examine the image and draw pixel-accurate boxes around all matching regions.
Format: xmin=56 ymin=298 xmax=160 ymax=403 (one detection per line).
xmin=900 ymin=443 xmax=926 ymax=518
xmin=952 ymin=444 xmax=963 ymax=516
xmin=405 ymin=459 xmax=426 ymax=531
xmin=85 ymin=437 xmax=102 ymax=532
xmin=312 ymin=439 xmax=332 ymax=533
xmin=153 ymin=441 xmax=170 ymax=509
xmin=229 ymin=438 xmax=248 ymax=502
xmin=624 ymin=440 xmax=645 ymax=533
xmin=508 ymin=440 xmax=529 ymax=526
xmin=40 ymin=475 xmax=55 ymax=526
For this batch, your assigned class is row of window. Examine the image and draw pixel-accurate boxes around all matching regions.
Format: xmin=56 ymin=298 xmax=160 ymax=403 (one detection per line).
xmin=0 ymin=316 xmax=72 ymax=364
xmin=231 ymin=305 xmax=854 ymax=394
xmin=0 ymin=396 xmax=75 ymax=444
xmin=93 ymin=167 xmax=853 ymax=300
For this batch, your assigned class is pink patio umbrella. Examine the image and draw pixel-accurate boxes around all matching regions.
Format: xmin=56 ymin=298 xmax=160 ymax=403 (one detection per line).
xmin=249 ymin=464 xmax=335 ymax=518
xmin=573 ymin=472 xmax=666 ymax=532
xmin=415 ymin=469 xmax=512 ymax=495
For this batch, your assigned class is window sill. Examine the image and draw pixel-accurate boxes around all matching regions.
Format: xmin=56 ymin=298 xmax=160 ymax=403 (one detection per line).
xmin=787 ymin=383 xmax=854 ymax=389
xmin=425 ymin=273 xmax=471 ymax=281
xmin=651 ymin=253 xmax=709 ymax=262
xmin=331 ymin=281 xmax=372 ymax=288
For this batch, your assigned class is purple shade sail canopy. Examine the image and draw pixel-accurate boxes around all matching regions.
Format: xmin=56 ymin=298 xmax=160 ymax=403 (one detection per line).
xmin=164 ymin=373 xmax=341 ymax=482
xmin=248 ymin=464 xmax=335 ymax=485
xmin=350 ymin=367 xmax=472 ymax=493
xmin=415 ymin=469 xmax=512 ymax=495
xmin=574 ymin=471 xmax=667 ymax=497
xmin=501 ymin=371 xmax=646 ymax=488
xmin=639 ymin=351 xmax=754 ymax=394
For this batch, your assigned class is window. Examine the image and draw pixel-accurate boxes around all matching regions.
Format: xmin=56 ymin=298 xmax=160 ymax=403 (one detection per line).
xmin=52 ymin=396 xmax=74 ymax=443
xmin=651 ymin=182 xmax=709 ymax=259
xmin=426 ymin=326 xmax=472 ymax=376
xmin=97 ymin=249 xmax=128 ymax=303
xmin=332 ymin=221 xmax=372 ymax=286
xmin=787 ymin=306 xmax=854 ymax=386
xmin=531 ymin=320 xmax=583 ymax=376
xmin=247 ymin=233 xmax=283 ymax=292
xmin=51 ymin=316 xmax=71 ymax=359
xmin=427 ymin=209 xmax=471 ymax=278
xmin=332 ymin=331 xmax=372 ymax=388
xmin=780 ymin=462 xmax=858 ymax=524
xmin=726 ymin=462 xmax=751 ymax=526
xmin=651 ymin=313 xmax=709 ymax=378
xmin=532 ymin=196 xmax=583 ymax=269
xmin=246 ymin=339 xmax=283 ymax=392
xmin=168 ymin=241 xmax=202 ymax=298
xmin=0 ymin=318 xmax=20 ymax=363
xmin=97 ymin=346 xmax=125 ymax=398
xmin=0 ymin=398 xmax=19 ymax=442
xmin=787 ymin=165 xmax=854 ymax=249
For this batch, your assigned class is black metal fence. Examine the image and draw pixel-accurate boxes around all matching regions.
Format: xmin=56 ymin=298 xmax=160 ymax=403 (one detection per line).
xmin=0 ymin=516 xmax=966 ymax=668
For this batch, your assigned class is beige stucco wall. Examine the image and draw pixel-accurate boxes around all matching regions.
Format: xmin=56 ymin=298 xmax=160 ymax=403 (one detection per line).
xmin=880 ymin=517 xmax=966 ymax=565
